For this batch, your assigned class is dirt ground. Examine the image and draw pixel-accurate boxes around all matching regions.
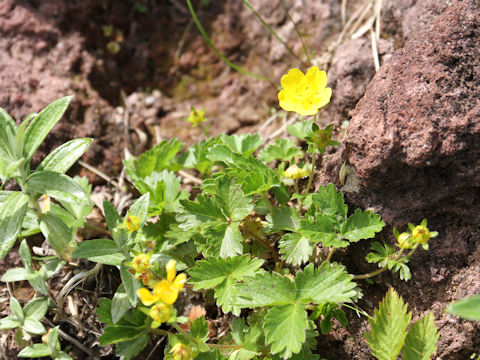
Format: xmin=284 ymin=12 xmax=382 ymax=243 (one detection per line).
xmin=1 ymin=0 xmax=479 ymax=359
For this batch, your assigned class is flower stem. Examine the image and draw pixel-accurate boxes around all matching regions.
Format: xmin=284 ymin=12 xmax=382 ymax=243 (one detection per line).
xmin=242 ymin=227 xmax=282 ymax=270
xmin=294 ymin=179 xmax=300 ymax=195
xmin=325 ymin=248 xmax=335 ymax=263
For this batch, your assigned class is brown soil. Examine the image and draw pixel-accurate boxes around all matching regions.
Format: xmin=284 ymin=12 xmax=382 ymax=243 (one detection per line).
xmin=1 ymin=0 xmax=479 ymax=359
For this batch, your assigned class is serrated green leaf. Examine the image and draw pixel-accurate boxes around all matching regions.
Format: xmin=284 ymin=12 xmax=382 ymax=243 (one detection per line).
xmin=197 ymin=349 xmax=227 ymax=360
xmin=23 ymin=96 xmax=72 ymax=161
xmin=0 ymin=192 xmax=28 ymax=258
xmin=446 ymin=294 xmax=480 ymax=321
xmin=209 ymin=134 xmax=264 ymax=160
xmin=23 ymin=297 xmax=48 ymax=321
xmin=264 ymin=303 xmax=308 ymax=358
xmin=178 ymin=196 xmax=225 ymax=230
xmin=191 ymin=316 xmax=209 ymax=343
xmin=287 ymin=121 xmax=315 ymax=140
xmin=294 ymin=263 xmax=358 ymax=304
xmin=1 ymin=268 xmax=31 ymax=282
xmin=22 ymin=318 xmax=46 ymax=335
xmin=230 ymin=318 xmax=263 ymax=358
xmin=258 ymin=138 xmax=303 ymax=163
xmin=220 ymin=222 xmax=244 ymax=258
xmin=299 ymin=217 xmax=346 ymax=248
xmin=311 ymin=184 xmax=348 ymax=225
xmin=96 ymin=298 xmax=113 ymax=325
xmin=365 ymin=288 xmax=411 ymax=360
xmin=39 ymin=213 xmax=76 ymax=259
xmin=215 ymin=176 xmax=253 ymax=222
xmin=72 ymin=239 xmax=125 ymax=265
xmin=115 ymin=333 xmax=149 ymax=360
xmin=189 ymin=255 xmax=264 ymax=315
xmin=18 ymin=343 xmax=52 ymax=358
xmin=37 ymin=138 xmax=92 ymax=173
xmin=112 ymin=283 xmax=131 ymax=324
xmin=266 ymin=207 xmax=300 ymax=232
xmin=278 ymin=233 xmax=313 ymax=266
xmin=365 ymin=242 xmax=396 ymax=266
xmin=341 ymin=209 xmax=384 ymax=242
xmin=403 ymin=313 xmax=439 ymax=360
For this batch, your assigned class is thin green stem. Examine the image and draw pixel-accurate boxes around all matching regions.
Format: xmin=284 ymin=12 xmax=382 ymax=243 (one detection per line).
xmin=325 ymin=248 xmax=335 ymax=263
xmin=293 ymin=179 xmax=300 ymax=195
xmin=241 ymin=0 xmax=308 ymax=67
xmin=186 ymin=0 xmax=268 ymax=81
xmin=342 ymin=303 xmax=373 ymax=319
xmin=282 ymin=5 xmax=311 ymax=64
xmin=151 ymin=328 xmax=170 ymax=337
xmin=243 ymin=227 xmax=282 ymax=269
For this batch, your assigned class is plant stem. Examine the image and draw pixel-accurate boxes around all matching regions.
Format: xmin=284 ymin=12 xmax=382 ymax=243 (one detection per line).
xmin=294 ymin=179 xmax=300 ymax=195
xmin=242 ymin=227 xmax=282 ymax=269
xmin=207 ymin=343 xmax=242 ymax=350
xmin=151 ymin=328 xmax=170 ymax=336
xmin=325 ymin=248 xmax=335 ymax=263
xmin=342 ymin=303 xmax=373 ymax=319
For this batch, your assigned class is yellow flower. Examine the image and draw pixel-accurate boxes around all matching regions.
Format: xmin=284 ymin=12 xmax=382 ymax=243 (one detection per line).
xmin=124 ymin=215 xmax=140 ymax=232
xmin=412 ymin=225 xmax=432 ymax=245
xmin=137 ymin=260 xmax=187 ymax=305
xmin=149 ymin=303 xmax=172 ymax=324
xmin=131 ymin=253 xmax=151 ymax=273
xmin=278 ymin=67 xmax=332 ymax=116
xmin=283 ymin=164 xmax=310 ymax=180
xmin=170 ymin=343 xmax=193 ymax=360
xmin=185 ymin=107 xmax=206 ymax=127
xmin=397 ymin=232 xmax=414 ymax=249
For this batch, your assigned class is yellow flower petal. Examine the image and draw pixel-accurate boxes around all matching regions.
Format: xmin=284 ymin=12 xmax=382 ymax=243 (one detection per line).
xmin=315 ymin=87 xmax=333 ymax=109
xmin=137 ymin=288 xmax=159 ymax=306
xmin=278 ymin=89 xmax=299 ymax=112
xmin=166 ymin=259 xmax=177 ymax=283
xmin=280 ymin=68 xmax=304 ymax=90
xmin=153 ymin=280 xmax=179 ymax=305
xmin=173 ymin=273 xmax=187 ymax=291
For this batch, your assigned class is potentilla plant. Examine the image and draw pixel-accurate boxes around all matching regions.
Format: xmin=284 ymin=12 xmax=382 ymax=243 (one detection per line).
xmin=0 ymin=68 xmax=439 ymax=359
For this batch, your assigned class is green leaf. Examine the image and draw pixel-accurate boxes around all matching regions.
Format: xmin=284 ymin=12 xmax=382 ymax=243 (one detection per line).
xmin=127 ymin=192 xmax=150 ymax=228
xmin=99 ymin=324 xmax=146 ymax=345
xmin=189 ymin=255 xmax=264 ymax=315
xmin=1 ymin=268 xmax=31 ymax=282
xmin=215 ymin=176 xmax=253 ymax=222
xmin=18 ymin=343 xmax=52 ymax=358
xmin=266 ymin=207 xmax=300 ymax=232
xmin=23 ymin=297 xmax=48 ymax=321
xmin=365 ymin=288 xmax=411 ymax=360
xmin=0 ymin=108 xmax=17 ymax=159
xmin=341 ymin=209 xmax=385 ymax=242
xmin=178 ymin=195 xmax=225 ymax=230
xmin=39 ymin=213 xmax=76 ymax=258
xmin=311 ymin=184 xmax=348 ymax=225
xmin=22 ymin=318 xmax=46 ymax=335
xmin=446 ymin=294 xmax=480 ymax=321
xmin=264 ymin=303 xmax=308 ymax=358
xmin=103 ymin=200 xmax=122 ymax=233
xmin=0 ymin=315 xmax=21 ymax=330
xmin=115 ymin=333 xmax=149 ymax=360
xmin=365 ymin=242 xmax=396 ymax=268
xmin=0 ymin=192 xmax=28 ymax=258
xmin=23 ymin=96 xmax=72 ymax=161
xmin=39 ymin=259 xmax=65 ymax=280
xmin=19 ymin=239 xmax=33 ymax=271
xmin=54 ymin=352 xmax=73 ymax=360
xmin=294 ymin=263 xmax=358 ymax=304
xmin=112 ymin=284 xmax=131 ymax=324
xmin=120 ymin=262 xmax=141 ymax=306
xmin=72 ymin=239 xmax=125 ymax=266
xmin=299 ymin=217 xmax=346 ymax=248
xmin=403 ymin=313 xmax=439 ymax=360
xmin=229 ymin=318 xmax=262 ymax=359
xmin=96 ymin=298 xmax=113 ymax=325
xmin=10 ymin=297 xmax=24 ymax=322
xmin=26 ymin=171 xmax=89 ymax=207
xmin=278 ymin=233 xmax=313 ymax=266
xmin=197 ymin=350 xmax=227 ymax=360
xmin=37 ymin=138 xmax=92 ymax=173
xmin=232 ymin=272 xmax=296 ymax=308
xmin=209 ymin=134 xmax=264 ymax=160
xmin=220 ymin=222 xmax=244 ymax=258
xmin=191 ymin=316 xmax=209 ymax=343
xmin=47 ymin=326 xmax=60 ymax=357
xmin=258 ymin=138 xmax=302 ymax=163
xmin=27 ymin=272 xmax=49 ymax=295
xmin=287 ymin=121 xmax=315 ymax=140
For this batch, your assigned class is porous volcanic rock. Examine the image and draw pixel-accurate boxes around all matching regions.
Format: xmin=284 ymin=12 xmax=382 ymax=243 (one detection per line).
xmin=323 ymin=0 xmax=480 ymax=227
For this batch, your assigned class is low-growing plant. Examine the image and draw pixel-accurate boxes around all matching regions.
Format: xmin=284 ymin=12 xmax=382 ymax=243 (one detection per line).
xmin=0 ymin=67 xmax=439 ymax=359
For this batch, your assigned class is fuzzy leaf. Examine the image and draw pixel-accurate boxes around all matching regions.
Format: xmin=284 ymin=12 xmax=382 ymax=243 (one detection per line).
xmin=208 ymin=134 xmax=264 ymax=160
xmin=1 ymin=268 xmax=30 ymax=282
xmin=299 ymin=217 xmax=346 ymax=248
xmin=278 ymin=233 xmax=313 ymax=266
xmin=23 ymin=96 xmax=72 ymax=161
xmin=311 ymin=184 xmax=348 ymax=225
xmin=215 ymin=176 xmax=254 ymax=222
xmin=266 ymin=207 xmax=300 ymax=232
xmin=23 ymin=297 xmax=48 ymax=321
xmin=112 ymin=284 xmax=131 ymax=324
xmin=403 ymin=313 xmax=439 ymax=360
xmin=446 ymin=294 xmax=480 ymax=321
xmin=18 ymin=343 xmax=52 ymax=358
xmin=264 ymin=303 xmax=308 ymax=358
xmin=37 ymin=138 xmax=92 ymax=174
xmin=341 ymin=209 xmax=384 ymax=242
xmin=189 ymin=255 xmax=264 ymax=315
xmin=0 ymin=192 xmax=28 ymax=258
xmin=120 ymin=263 xmax=141 ymax=306
xmin=22 ymin=318 xmax=46 ymax=335
xmin=365 ymin=288 xmax=412 ymax=360
xmin=39 ymin=213 xmax=76 ymax=258
xmin=115 ymin=333 xmax=149 ymax=360
xmin=72 ymin=239 xmax=125 ymax=266
xmin=258 ymin=138 xmax=303 ymax=163
xmin=287 ymin=121 xmax=315 ymax=140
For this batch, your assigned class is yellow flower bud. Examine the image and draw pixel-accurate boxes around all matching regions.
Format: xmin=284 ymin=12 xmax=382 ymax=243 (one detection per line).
xmin=124 ymin=215 xmax=140 ymax=232
xmin=397 ymin=232 xmax=414 ymax=249
xmin=412 ymin=225 xmax=431 ymax=245
xmin=149 ymin=303 xmax=171 ymax=324
xmin=166 ymin=259 xmax=177 ymax=283
xmin=131 ymin=253 xmax=151 ymax=274
xmin=283 ymin=164 xmax=309 ymax=180
xmin=170 ymin=343 xmax=193 ymax=360
xmin=185 ymin=107 xmax=206 ymax=127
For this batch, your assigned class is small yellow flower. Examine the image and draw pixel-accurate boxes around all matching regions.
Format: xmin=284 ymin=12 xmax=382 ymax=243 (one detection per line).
xmin=131 ymin=253 xmax=151 ymax=274
xmin=137 ymin=260 xmax=187 ymax=305
xmin=124 ymin=215 xmax=140 ymax=232
xmin=283 ymin=164 xmax=310 ymax=180
xmin=278 ymin=67 xmax=332 ymax=116
xmin=149 ymin=303 xmax=172 ymax=324
xmin=412 ymin=225 xmax=432 ymax=245
xmin=185 ymin=107 xmax=206 ymax=127
xmin=170 ymin=343 xmax=193 ymax=360
xmin=397 ymin=232 xmax=415 ymax=249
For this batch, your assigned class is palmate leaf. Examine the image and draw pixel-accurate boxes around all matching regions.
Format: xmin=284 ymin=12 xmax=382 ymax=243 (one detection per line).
xmin=287 ymin=121 xmax=315 ymax=141
xmin=208 ymin=134 xmax=264 ymax=161
xmin=258 ymin=138 xmax=303 ymax=163
xmin=365 ymin=288 xmax=411 ymax=360
xmin=341 ymin=209 xmax=385 ymax=242
xmin=188 ymin=255 xmax=263 ymax=315
xmin=264 ymin=303 xmax=308 ymax=359
xmin=215 ymin=176 xmax=254 ymax=222
xmin=278 ymin=233 xmax=313 ymax=266
xmin=311 ymin=184 xmax=348 ymax=225
xmin=298 ymin=217 xmax=346 ymax=248
xmin=403 ymin=313 xmax=439 ymax=360
xmin=266 ymin=207 xmax=300 ymax=232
